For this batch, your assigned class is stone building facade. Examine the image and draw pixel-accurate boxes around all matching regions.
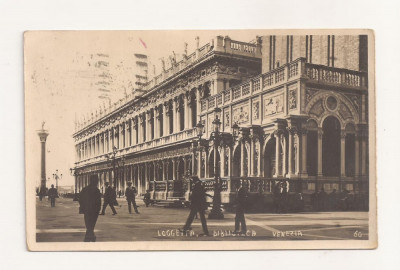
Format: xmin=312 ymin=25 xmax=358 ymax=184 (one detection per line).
xmin=72 ymin=34 xmax=369 ymax=210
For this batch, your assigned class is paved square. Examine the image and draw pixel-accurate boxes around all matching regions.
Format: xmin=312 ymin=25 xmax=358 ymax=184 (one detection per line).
xmin=36 ymin=197 xmax=369 ymax=242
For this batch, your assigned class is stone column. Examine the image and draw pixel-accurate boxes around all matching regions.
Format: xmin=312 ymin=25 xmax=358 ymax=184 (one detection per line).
xmin=249 ymin=138 xmax=254 ymax=176
xmin=287 ymin=127 xmax=295 ymax=177
xmin=361 ymin=131 xmax=367 ymax=176
xmin=301 ymin=130 xmax=308 ymax=177
xmin=130 ymin=119 xmax=134 ymax=146
xmin=197 ymin=150 xmax=202 ymax=177
xmin=355 ymin=133 xmax=360 ymax=177
xmin=204 ymin=151 xmax=209 ymax=178
xmin=138 ymin=115 xmax=143 ymax=143
xmin=154 ymin=108 xmax=159 ymax=139
xmin=173 ymin=97 xmax=178 ymax=133
xmin=274 ymin=130 xmax=282 ymax=177
xmin=341 ymin=130 xmax=346 ymax=177
xmin=172 ymin=158 xmax=177 ymax=180
xmin=317 ymin=128 xmax=323 ymax=176
xmin=220 ymin=146 xmax=225 ymax=177
xmin=196 ymin=88 xmax=201 ymax=123
xmin=37 ymin=127 xmax=49 ymax=190
xmin=164 ymin=102 xmax=170 ymax=135
xmin=240 ymin=141 xmax=245 ymax=177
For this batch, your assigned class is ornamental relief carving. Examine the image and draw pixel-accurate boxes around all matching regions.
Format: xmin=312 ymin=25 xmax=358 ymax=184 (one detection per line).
xmin=338 ymin=102 xmax=352 ymax=120
xmin=224 ymin=110 xmax=230 ymax=127
xmin=264 ymin=94 xmax=284 ymax=117
xmin=305 ymin=88 xmax=319 ymax=105
xmin=233 ymin=103 xmax=250 ymax=125
xmin=252 ymin=101 xmax=260 ymax=120
xmin=288 ymin=89 xmax=297 ymax=110
xmin=309 ymin=99 xmax=325 ymax=117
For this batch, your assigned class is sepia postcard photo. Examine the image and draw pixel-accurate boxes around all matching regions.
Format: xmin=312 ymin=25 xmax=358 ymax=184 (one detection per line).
xmin=24 ymin=29 xmax=376 ymax=251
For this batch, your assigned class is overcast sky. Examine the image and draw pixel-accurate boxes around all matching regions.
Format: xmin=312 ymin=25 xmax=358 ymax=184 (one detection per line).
xmin=25 ymin=30 xmax=266 ymax=187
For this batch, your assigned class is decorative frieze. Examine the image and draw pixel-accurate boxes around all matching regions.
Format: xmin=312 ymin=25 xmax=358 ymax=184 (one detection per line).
xmin=264 ymin=94 xmax=284 ymax=117
xmin=232 ymin=102 xmax=250 ymax=125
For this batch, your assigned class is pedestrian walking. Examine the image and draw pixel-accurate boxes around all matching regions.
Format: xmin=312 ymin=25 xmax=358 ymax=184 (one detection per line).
xmin=143 ymin=190 xmax=151 ymax=207
xmin=79 ymin=175 xmax=101 ymax=242
xmin=234 ymin=182 xmax=248 ymax=234
xmin=48 ymin=184 xmax=58 ymax=207
xmin=100 ymin=182 xmax=117 ymax=215
xmin=182 ymin=176 xmax=212 ymax=236
xmin=125 ymin=182 xmax=140 ymax=214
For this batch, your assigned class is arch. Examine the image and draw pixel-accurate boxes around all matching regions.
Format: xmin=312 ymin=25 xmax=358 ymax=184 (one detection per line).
xmin=177 ymin=157 xmax=185 ymax=180
xmin=208 ymin=149 xmax=221 ymax=178
xmin=306 ymin=91 xmax=360 ymax=125
xmin=263 ymin=136 xmax=276 ymax=178
xmin=322 ymin=116 xmax=341 ymax=176
xmin=232 ymin=145 xmax=241 ymax=177
xmin=167 ymin=159 xmax=173 ymax=180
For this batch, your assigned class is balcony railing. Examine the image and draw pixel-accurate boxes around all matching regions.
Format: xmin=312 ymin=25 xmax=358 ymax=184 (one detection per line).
xmin=199 ymin=58 xmax=367 ymax=113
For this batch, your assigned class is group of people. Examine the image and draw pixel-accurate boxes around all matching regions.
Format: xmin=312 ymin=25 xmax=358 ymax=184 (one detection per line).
xmin=79 ymin=175 xmax=249 ymax=241
xmin=79 ymin=176 xmax=141 ymax=242
xmin=37 ymin=184 xmax=58 ymax=207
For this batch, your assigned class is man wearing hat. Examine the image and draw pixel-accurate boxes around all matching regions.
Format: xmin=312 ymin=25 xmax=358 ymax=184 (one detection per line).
xmin=125 ymin=182 xmax=139 ymax=214
xmin=182 ymin=176 xmax=212 ymax=236
xmin=234 ymin=181 xmax=248 ymax=234
xmin=100 ymin=182 xmax=117 ymax=215
xmin=48 ymin=184 xmax=58 ymax=207
xmin=79 ymin=175 xmax=101 ymax=242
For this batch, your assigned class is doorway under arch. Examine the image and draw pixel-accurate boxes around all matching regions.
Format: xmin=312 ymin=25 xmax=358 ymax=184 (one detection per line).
xmin=322 ymin=116 xmax=341 ymax=176
xmin=263 ymin=138 xmax=276 ymax=178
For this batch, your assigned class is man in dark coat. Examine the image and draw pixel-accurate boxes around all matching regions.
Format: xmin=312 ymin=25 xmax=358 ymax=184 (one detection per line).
xmin=48 ymin=184 xmax=58 ymax=207
xmin=125 ymin=182 xmax=139 ymax=214
xmin=182 ymin=176 xmax=212 ymax=236
xmin=99 ymin=182 xmax=117 ymax=215
xmin=79 ymin=175 xmax=101 ymax=242
xmin=234 ymin=182 xmax=248 ymax=234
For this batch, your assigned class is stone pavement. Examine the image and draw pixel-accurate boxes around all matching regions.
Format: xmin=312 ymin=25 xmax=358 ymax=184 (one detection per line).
xmin=36 ymin=197 xmax=369 ymax=242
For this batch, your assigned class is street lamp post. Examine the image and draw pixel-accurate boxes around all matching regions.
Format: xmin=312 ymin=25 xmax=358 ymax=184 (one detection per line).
xmin=105 ymin=146 xmax=125 ymax=192
xmin=105 ymin=146 xmax=118 ymax=188
xmin=52 ymin=169 xmax=62 ymax=190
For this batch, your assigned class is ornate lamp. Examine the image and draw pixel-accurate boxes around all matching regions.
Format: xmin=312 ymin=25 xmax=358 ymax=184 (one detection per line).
xmin=212 ymin=117 xmax=221 ymax=133
xmin=232 ymin=122 xmax=240 ymax=139
xmin=195 ymin=120 xmax=204 ymax=139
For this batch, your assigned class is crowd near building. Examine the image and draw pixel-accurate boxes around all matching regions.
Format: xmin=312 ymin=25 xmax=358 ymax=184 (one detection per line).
xmin=72 ymin=34 xmax=369 ymax=211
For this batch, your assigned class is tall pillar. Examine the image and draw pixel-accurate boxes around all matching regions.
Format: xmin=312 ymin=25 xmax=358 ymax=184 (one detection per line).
xmin=172 ymin=158 xmax=177 ymax=180
xmin=340 ymin=130 xmax=346 ymax=177
xmin=197 ymin=150 xmax=202 ymax=177
xmin=130 ymin=119 xmax=134 ymax=146
xmin=138 ymin=115 xmax=143 ymax=143
xmin=274 ymin=131 xmax=282 ymax=177
xmin=300 ymin=130 xmax=308 ymax=177
xmin=154 ymin=108 xmax=159 ymax=139
xmin=240 ymin=141 xmax=245 ymax=177
xmin=355 ymin=133 xmax=360 ymax=177
xmin=317 ymin=128 xmax=323 ymax=176
xmin=287 ymin=127 xmax=295 ymax=177
xmin=173 ymin=97 xmax=178 ymax=133
xmin=361 ymin=131 xmax=367 ymax=176
xmin=220 ymin=146 xmax=225 ymax=177
xmin=196 ymin=88 xmax=201 ymax=123
xmin=37 ymin=126 xmax=49 ymax=190
xmin=164 ymin=102 xmax=170 ymax=135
